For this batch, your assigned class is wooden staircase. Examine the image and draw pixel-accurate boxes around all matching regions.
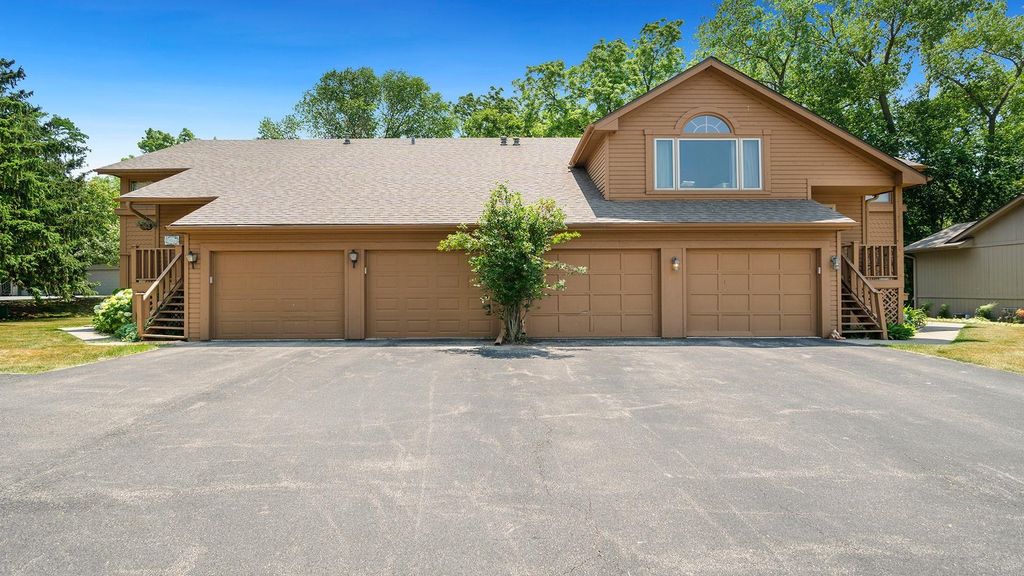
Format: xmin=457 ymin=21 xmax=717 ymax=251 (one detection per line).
xmin=840 ymin=254 xmax=888 ymax=339
xmin=134 ymin=247 xmax=187 ymax=341
xmin=143 ymin=287 xmax=186 ymax=340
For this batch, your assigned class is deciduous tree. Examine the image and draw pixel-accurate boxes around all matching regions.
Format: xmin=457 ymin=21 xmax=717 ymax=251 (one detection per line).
xmin=438 ymin=184 xmax=585 ymax=344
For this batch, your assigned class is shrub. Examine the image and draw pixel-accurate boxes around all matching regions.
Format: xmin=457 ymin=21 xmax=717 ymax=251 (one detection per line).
xmin=938 ymin=303 xmax=951 ymax=318
xmin=92 ymin=289 xmax=134 ymax=335
xmin=887 ymin=322 xmax=916 ymax=340
xmin=975 ymin=302 xmax=999 ymax=321
xmin=904 ymin=306 xmax=928 ymax=329
xmin=114 ymin=322 xmax=140 ymax=342
xmin=920 ymin=301 xmax=933 ymax=315
xmin=1016 ymin=309 xmax=1024 ymax=324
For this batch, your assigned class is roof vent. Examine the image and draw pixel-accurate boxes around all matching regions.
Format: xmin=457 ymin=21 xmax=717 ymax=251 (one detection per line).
xmin=343 ymin=138 xmax=350 ymax=144
xmin=512 ymin=137 xmax=520 ymax=146
xmin=500 ymin=136 xmax=507 ymax=146
xmin=410 ymin=136 xmax=416 ymax=145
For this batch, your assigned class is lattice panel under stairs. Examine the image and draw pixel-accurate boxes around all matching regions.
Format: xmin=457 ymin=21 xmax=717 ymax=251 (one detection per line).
xmin=881 ymin=288 xmax=901 ymax=324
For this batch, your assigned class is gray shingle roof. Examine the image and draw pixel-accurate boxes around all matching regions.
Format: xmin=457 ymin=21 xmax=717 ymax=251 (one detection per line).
xmin=905 ymin=221 xmax=975 ymax=253
xmin=96 ymin=138 xmax=855 ymax=228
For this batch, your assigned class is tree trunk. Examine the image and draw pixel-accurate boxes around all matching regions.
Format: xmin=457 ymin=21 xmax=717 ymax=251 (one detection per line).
xmin=878 ymin=93 xmax=897 ymax=135
xmin=501 ymin=302 xmax=527 ymax=344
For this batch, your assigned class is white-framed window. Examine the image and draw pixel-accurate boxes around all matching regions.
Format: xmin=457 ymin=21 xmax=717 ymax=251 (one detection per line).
xmin=653 ymin=136 xmax=762 ymax=191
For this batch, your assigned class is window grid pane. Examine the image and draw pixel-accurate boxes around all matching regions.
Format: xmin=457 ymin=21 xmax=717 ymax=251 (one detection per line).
xmin=679 ymin=140 xmax=737 ymax=188
xmin=684 ymin=115 xmax=730 ymax=134
xmin=742 ymin=139 xmax=761 ymax=189
xmin=655 ymin=140 xmax=674 ymax=189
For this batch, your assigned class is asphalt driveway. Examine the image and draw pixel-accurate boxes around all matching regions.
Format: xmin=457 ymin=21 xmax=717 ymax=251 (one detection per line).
xmin=1 ymin=340 xmax=1022 ymax=575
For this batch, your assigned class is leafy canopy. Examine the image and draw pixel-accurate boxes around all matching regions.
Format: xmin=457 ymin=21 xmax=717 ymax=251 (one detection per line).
xmin=438 ymin=184 xmax=583 ymax=343
xmin=0 ymin=58 xmax=118 ymax=298
xmin=261 ymin=67 xmax=456 ymax=139
xmin=137 ymin=127 xmax=195 ymax=153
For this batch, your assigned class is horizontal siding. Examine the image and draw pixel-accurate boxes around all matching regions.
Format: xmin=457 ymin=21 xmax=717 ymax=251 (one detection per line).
xmin=914 ymin=245 xmax=1024 ymax=316
xmin=867 ymin=209 xmax=895 ymax=245
xmin=606 ymin=69 xmax=896 ymax=199
xmin=812 ymin=190 xmax=863 ymax=244
xmin=585 ymin=137 xmax=610 ymax=197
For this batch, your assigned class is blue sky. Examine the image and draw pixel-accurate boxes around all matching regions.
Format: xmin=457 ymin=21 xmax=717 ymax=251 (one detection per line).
xmin=7 ymin=1 xmax=717 ymax=169
xmin=14 ymin=1 xmax=1021 ymax=171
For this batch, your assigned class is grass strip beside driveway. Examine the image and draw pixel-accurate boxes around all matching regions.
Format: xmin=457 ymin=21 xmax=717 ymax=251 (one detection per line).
xmin=0 ymin=315 xmax=154 ymax=374
xmin=892 ymin=321 xmax=1024 ymax=375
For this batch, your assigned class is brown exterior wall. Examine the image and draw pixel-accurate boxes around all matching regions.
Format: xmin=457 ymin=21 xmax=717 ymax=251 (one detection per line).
xmin=181 ymin=226 xmax=841 ymax=341
xmin=811 ymin=189 xmax=865 ymax=244
xmin=601 ymin=68 xmax=898 ymax=200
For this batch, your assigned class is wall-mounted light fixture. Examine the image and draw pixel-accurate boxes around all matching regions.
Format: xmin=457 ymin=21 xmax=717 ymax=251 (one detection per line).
xmin=349 ymin=250 xmax=359 ymax=268
xmin=830 ymin=255 xmax=841 ymax=271
xmin=671 ymin=256 xmax=681 ymax=271
xmin=186 ymin=250 xmax=199 ymax=269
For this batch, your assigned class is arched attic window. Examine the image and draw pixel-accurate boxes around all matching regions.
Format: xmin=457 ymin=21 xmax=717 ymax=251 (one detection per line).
xmin=683 ymin=114 xmax=731 ymax=134
xmin=653 ymin=113 xmax=762 ymax=190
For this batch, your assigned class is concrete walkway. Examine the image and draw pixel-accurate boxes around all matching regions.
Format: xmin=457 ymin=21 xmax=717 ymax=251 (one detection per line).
xmin=909 ymin=321 xmax=967 ymax=345
xmin=59 ymin=326 xmax=128 ymax=345
xmin=843 ymin=320 xmax=965 ymax=346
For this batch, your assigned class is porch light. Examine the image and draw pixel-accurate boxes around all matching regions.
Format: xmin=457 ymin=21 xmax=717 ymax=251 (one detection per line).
xmin=186 ymin=250 xmax=199 ymax=269
xmin=830 ymin=255 xmax=841 ymax=271
xmin=671 ymin=257 xmax=681 ymax=271
xmin=349 ymin=250 xmax=359 ymax=268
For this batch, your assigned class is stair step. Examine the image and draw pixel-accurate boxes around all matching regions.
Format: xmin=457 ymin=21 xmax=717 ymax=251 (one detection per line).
xmin=146 ymin=324 xmax=184 ymax=331
xmin=142 ymin=333 xmax=188 ymax=341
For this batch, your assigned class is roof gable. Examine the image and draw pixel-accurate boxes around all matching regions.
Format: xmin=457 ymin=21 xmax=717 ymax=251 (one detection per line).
xmin=571 ymin=58 xmax=926 ymax=186
xmin=906 ymin=195 xmax=1024 ymax=253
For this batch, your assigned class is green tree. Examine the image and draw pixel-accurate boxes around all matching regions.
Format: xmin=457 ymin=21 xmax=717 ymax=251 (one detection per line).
xmin=0 ymin=59 xmax=115 ymax=298
xmin=378 ymin=70 xmax=456 ymax=137
xmin=697 ymin=0 xmax=815 ymax=97
xmin=295 ymin=67 xmax=380 ymax=138
xmin=510 ymin=19 xmax=686 ymax=136
xmin=438 ymin=184 xmax=585 ymax=344
xmin=626 ymin=19 xmax=687 ymax=95
xmin=289 ymin=67 xmax=455 ymax=138
xmin=257 ymin=114 xmax=301 ymax=139
xmin=137 ymin=127 xmax=197 ymax=153
xmin=80 ymin=176 xmax=120 ymax=267
xmin=453 ymin=87 xmax=524 ymax=137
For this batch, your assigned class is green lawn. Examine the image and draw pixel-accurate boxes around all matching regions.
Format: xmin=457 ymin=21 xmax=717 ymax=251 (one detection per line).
xmin=892 ymin=321 xmax=1024 ymax=375
xmin=0 ymin=315 xmax=154 ymax=374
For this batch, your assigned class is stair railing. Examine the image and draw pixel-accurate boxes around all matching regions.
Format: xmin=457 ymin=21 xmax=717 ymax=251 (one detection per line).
xmin=840 ymin=254 xmax=888 ymax=339
xmin=134 ymin=246 xmax=184 ymax=336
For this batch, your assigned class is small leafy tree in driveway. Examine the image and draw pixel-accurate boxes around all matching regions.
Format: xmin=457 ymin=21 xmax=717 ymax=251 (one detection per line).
xmin=439 ymin=184 xmax=585 ymax=344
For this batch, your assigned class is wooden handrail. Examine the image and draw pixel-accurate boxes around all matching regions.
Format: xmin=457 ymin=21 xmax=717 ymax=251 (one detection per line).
xmin=859 ymin=244 xmax=897 ymax=278
xmin=134 ymin=248 xmax=178 ymax=282
xmin=135 ymin=247 xmax=184 ymax=336
xmin=841 ymin=254 xmax=888 ymax=339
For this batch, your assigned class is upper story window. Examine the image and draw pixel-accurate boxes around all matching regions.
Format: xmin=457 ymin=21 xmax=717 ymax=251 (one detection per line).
xmin=684 ymin=114 xmax=731 ymax=134
xmin=654 ymin=114 xmax=761 ymax=191
xmin=129 ymin=180 xmax=153 ymax=191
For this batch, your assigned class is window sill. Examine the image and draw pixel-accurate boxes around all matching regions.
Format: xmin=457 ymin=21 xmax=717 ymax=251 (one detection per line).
xmin=646 ymin=189 xmax=771 ymax=198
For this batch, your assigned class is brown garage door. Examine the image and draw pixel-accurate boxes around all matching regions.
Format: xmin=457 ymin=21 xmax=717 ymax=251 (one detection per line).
xmin=530 ymin=250 xmax=659 ymax=338
xmin=366 ymin=251 xmax=494 ymax=338
xmin=686 ymin=249 xmax=817 ymax=337
xmin=212 ymin=251 xmax=344 ymax=339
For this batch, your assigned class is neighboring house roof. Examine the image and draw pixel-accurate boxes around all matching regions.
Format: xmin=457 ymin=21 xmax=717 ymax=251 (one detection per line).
xmin=569 ymin=58 xmax=927 ymax=187
xmin=905 ymin=195 xmax=1024 ymax=253
xmin=904 ymin=222 xmax=975 ymax=253
xmin=96 ymin=138 xmax=854 ymax=228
